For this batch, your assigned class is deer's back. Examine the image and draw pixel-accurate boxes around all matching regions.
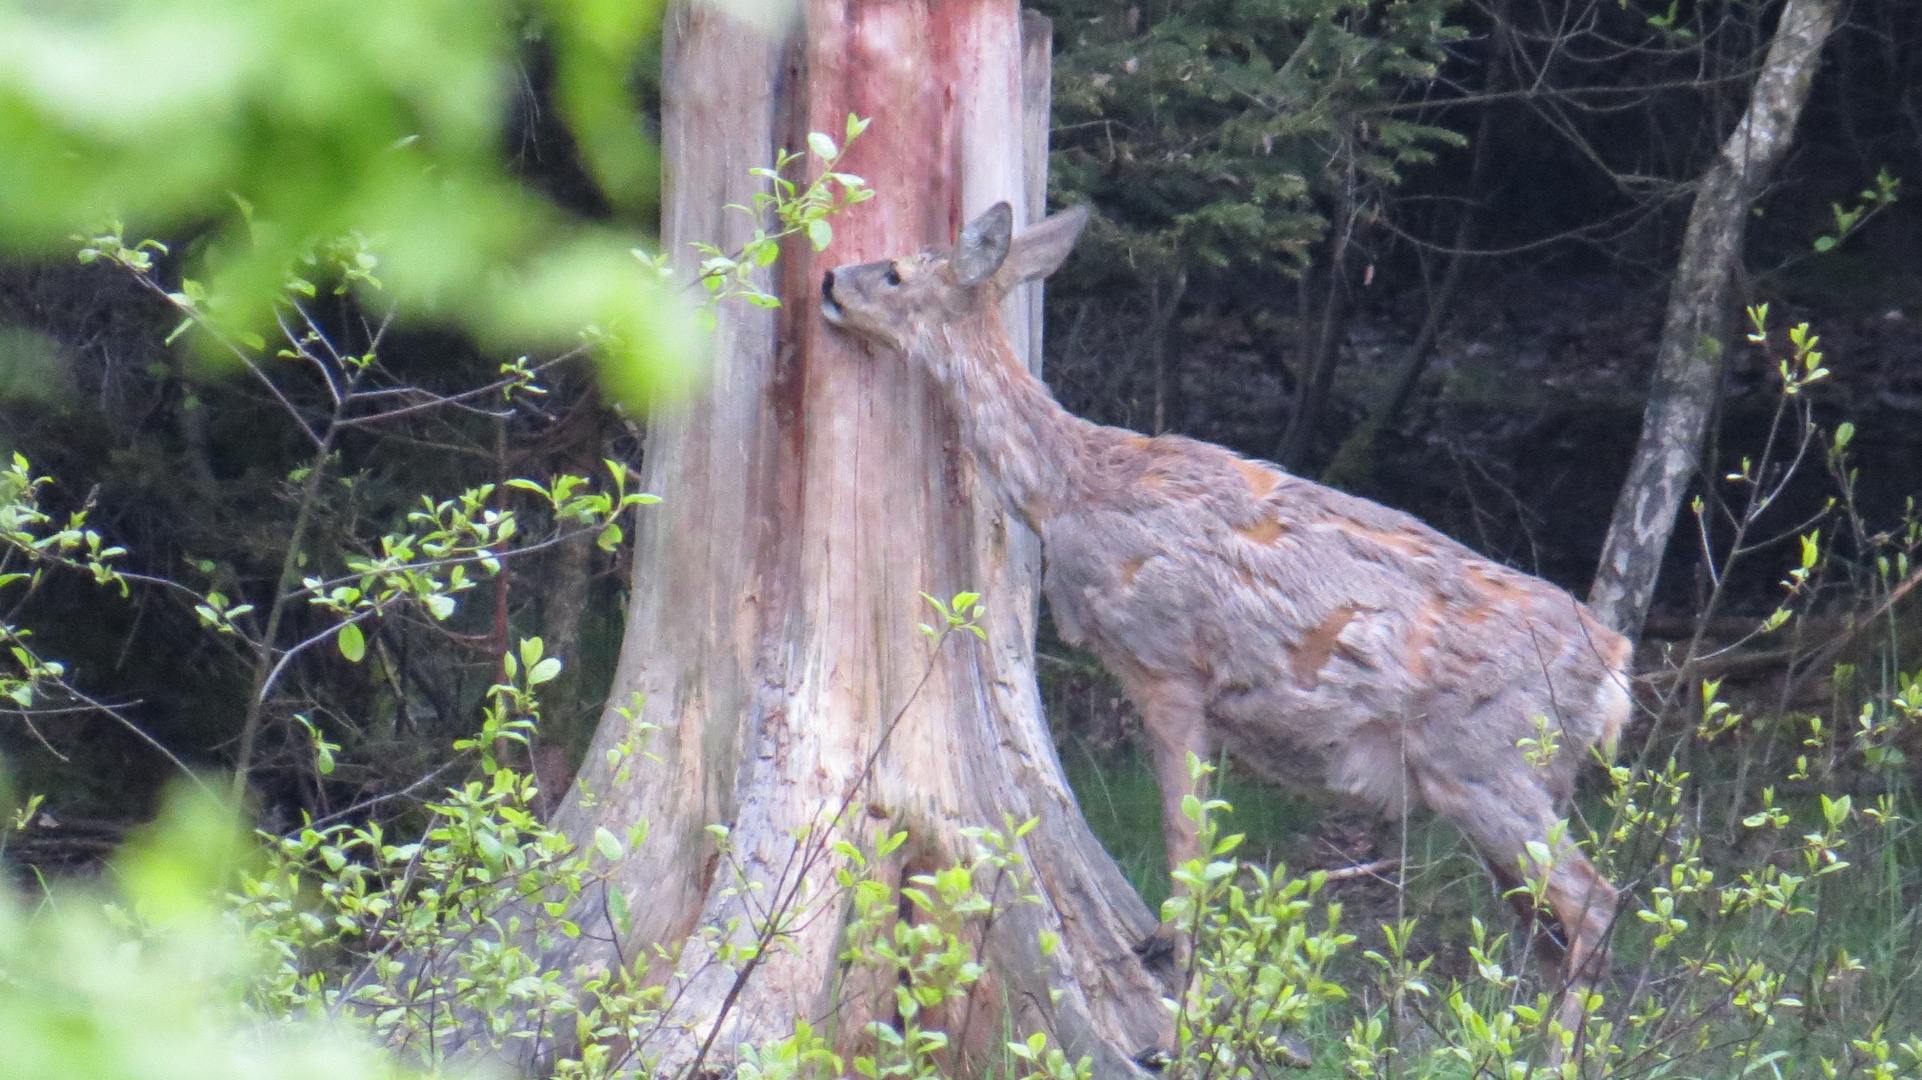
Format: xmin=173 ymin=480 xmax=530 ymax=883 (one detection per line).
xmin=1042 ymin=428 xmax=1631 ymax=810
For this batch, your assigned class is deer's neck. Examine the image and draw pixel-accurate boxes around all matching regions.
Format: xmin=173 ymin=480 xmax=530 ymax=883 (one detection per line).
xmin=909 ymin=317 xmax=1087 ymax=524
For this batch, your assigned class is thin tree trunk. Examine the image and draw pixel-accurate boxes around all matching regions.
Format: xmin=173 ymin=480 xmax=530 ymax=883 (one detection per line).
xmin=1021 ymin=7 xmax=1053 ymax=373
xmin=1276 ymin=187 xmax=1354 ymax=469
xmin=531 ymin=528 xmax=594 ymax=816
xmin=1589 ymin=0 xmax=1842 ymax=640
xmin=1320 ymin=0 xmax=1508 ymax=490
xmin=1098 ymin=276 xmax=1182 ymax=423
xmin=530 ymin=398 xmax=612 ymax=812
xmin=1152 ymin=273 xmax=1187 ymax=434
xmin=542 ymin=3 xmax=1171 ymax=1076
xmin=1317 ymin=242 xmax=1463 ymax=491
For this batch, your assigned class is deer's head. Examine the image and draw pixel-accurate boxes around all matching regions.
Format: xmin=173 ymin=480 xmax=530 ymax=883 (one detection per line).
xmin=820 ymin=202 xmax=1088 ymax=352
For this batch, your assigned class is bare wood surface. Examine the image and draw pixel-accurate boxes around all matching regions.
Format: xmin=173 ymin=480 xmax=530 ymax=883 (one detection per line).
xmin=543 ymin=4 xmax=1172 ymax=1075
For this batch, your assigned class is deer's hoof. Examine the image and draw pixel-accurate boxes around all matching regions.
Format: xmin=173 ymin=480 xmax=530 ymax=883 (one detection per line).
xmin=1134 ymin=920 xmax=1192 ymax=991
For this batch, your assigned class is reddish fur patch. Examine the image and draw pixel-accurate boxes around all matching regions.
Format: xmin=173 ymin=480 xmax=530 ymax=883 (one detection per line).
xmin=1338 ymin=521 xmax=1432 ymax=560
xmin=1238 ymin=516 xmax=1286 ymax=545
xmin=1402 ymin=601 xmax=1443 ymax=682
xmin=1235 ymin=458 xmax=1280 ymax=500
xmin=1292 ymin=605 xmax=1358 ymax=690
xmin=1120 ymin=557 xmax=1147 ymax=586
xmin=1467 ymin=564 xmax=1537 ymax=610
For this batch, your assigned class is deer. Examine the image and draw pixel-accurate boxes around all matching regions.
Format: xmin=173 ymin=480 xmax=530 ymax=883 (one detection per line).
xmin=821 ymin=201 xmax=1633 ymax=1043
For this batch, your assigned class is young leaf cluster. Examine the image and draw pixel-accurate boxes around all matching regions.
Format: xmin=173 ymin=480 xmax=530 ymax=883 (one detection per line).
xmin=650 ymin=114 xmax=876 ymax=314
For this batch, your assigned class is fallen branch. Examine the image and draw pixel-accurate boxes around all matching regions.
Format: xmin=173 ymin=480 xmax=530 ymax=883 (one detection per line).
xmin=1321 ymin=857 xmax=1400 ymax=882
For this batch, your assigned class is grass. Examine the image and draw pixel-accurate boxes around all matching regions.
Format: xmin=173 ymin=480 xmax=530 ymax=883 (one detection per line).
xmin=1061 ymin=739 xmax=1346 ymax=913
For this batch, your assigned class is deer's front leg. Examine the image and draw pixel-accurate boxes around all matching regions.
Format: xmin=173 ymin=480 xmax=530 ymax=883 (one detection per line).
xmin=1125 ymin=675 xmax=1210 ymax=983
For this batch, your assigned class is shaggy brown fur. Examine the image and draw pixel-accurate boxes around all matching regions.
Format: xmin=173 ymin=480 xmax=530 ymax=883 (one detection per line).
xmin=823 ymin=203 xmax=1630 ymax=1025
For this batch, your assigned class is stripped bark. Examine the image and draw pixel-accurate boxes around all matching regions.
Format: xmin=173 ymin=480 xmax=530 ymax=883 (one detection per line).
xmin=1589 ymin=0 xmax=1842 ymax=640
xmin=540 ymin=2 xmax=1171 ymax=1075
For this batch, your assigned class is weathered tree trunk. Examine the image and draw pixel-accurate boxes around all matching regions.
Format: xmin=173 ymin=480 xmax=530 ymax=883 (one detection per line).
xmin=542 ymin=2 xmax=1171 ymax=1075
xmin=1588 ymin=0 xmax=1841 ymax=640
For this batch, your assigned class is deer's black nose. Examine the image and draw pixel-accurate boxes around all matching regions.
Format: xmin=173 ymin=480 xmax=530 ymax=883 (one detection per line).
xmin=820 ymin=269 xmax=845 ymax=320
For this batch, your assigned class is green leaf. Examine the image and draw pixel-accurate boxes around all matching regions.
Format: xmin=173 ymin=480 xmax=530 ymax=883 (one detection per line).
xmin=476 ymin=830 xmax=505 ymax=865
xmin=594 ymin=827 xmax=624 ymax=861
xmin=608 ymin=885 xmax=631 ymax=934
xmin=806 ymin=218 xmax=833 ymax=251
xmin=337 ymin=622 xmax=366 ymax=662
xmin=528 ymin=657 xmax=563 ymax=686
xmin=808 ymin=131 xmax=838 ymax=159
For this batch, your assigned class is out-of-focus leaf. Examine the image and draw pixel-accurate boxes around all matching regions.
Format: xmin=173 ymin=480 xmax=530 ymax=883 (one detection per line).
xmin=0 ymin=0 xmax=693 ymax=405
xmin=0 ymin=784 xmax=427 ymax=1080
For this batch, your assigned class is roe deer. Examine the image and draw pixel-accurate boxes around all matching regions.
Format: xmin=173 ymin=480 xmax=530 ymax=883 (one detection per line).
xmin=822 ymin=202 xmax=1632 ymax=1034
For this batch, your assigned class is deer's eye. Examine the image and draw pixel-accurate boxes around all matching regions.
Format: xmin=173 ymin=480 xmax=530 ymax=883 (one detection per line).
xmin=884 ymin=262 xmax=902 ymax=286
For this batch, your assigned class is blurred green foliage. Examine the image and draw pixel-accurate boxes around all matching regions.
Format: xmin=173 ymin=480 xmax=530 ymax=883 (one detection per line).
xmin=0 ymin=783 xmax=426 ymax=1080
xmin=0 ymin=0 xmax=692 ymax=404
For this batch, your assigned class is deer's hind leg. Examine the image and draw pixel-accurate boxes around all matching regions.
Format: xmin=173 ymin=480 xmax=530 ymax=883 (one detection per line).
xmin=1118 ymin=672 xmax=1210 ymax=982
xmin=1415 ymin=771 xmax=1617 ymax=1051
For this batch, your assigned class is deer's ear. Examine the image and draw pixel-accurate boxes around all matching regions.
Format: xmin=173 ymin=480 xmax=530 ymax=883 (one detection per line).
xmin=995 ymin=205 xmax=1089 ymax=290
xmin=951 ymin=202 xmax=1014 ymax=285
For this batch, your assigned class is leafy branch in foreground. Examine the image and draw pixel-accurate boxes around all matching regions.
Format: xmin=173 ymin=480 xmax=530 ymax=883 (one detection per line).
xmin=59 ymin=228 xmax=668 ymax=795
xmin=636 ymin=114 xmax=876 ymax=313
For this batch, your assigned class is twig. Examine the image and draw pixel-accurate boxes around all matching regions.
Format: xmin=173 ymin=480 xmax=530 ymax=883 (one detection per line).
xmin=1322 ymin=857 xmax=1402 ymax=882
